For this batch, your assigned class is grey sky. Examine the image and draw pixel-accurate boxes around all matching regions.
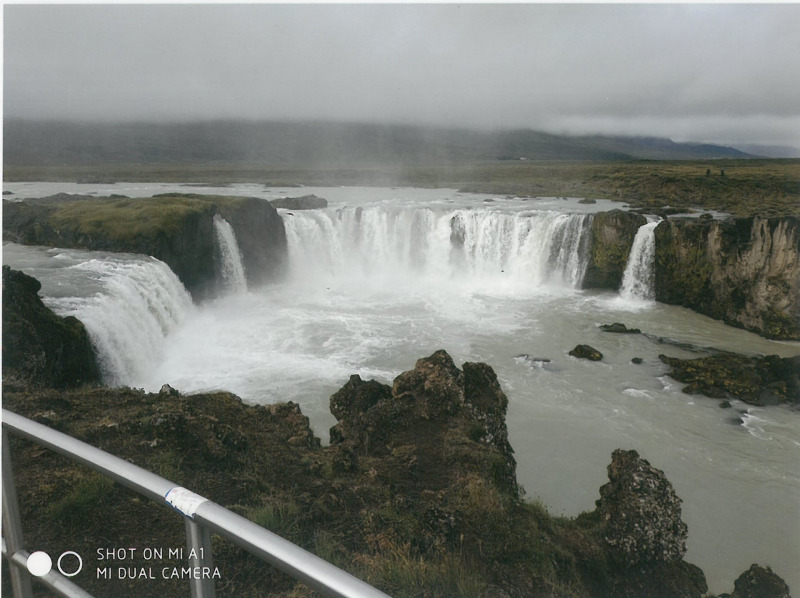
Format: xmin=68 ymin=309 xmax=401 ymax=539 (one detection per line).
xmin=4 ymin=3 xmax=800 ymax=146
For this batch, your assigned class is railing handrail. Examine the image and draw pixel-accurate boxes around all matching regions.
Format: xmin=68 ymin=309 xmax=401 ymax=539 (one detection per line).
xmin=2 ymin=408 xmax=390 ymax=598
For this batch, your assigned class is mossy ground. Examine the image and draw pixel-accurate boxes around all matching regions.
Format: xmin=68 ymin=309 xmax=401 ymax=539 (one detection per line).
xmin=1 ymin=381 xmax=607 ymax=598
xmin=25 ymin=193 xmax=254 ymax=247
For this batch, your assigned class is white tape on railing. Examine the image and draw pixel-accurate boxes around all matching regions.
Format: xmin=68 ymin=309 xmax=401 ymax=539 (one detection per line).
xmin=165 ymin=487 xmax=209 ymax=519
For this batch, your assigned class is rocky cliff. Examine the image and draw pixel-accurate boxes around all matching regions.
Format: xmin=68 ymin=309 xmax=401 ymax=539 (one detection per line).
xmin=3 ymin=193 xmax=287 ymax=298
xmin=582 ymin=210 xmax=647 ymax=290
xmin=2 ymin=266 xmax=100 ymax=388
xmin=654 ymin=216 xmax=800 ymax=340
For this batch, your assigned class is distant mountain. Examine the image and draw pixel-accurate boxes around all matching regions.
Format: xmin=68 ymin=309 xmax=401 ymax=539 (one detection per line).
xmin=3 ymin=119 xmax=756 ymax=167
xmin=733 ymin=143 xmax=800 ymax=158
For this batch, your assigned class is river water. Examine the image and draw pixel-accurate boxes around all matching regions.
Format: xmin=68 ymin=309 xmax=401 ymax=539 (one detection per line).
xmin=4 ymin=182 xmax=799 ymax=594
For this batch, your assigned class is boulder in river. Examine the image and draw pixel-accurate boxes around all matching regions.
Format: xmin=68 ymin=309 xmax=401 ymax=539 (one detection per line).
xmin=569 ymin=344 xmax=604 ymax=361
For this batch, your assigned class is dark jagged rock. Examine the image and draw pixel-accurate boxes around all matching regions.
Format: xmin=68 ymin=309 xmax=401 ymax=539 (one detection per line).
xmin=583 ymin=210 xmax=648 ymax=290
xmin=654 ymin=216 xmax=800 ymax=340
xmin=659 ymin=352 xmax=800 ymax=406
xmin=596 ymin=449 xmax=688 ymax=563
xmin=330 ymin=349 xmax=518 ymax=496
xmin=600 ymin=322 xmax=642 ymax=334
xmin=3 ymin=194 xmax=287 ymax=299
xmin=632 ymin=357 xmax=644 ymax=364
xmin=582 ymin=449 xmax=708 ymax=598
xmin=727 ymin=564 xmax=791 ymax=598
xmin=269 ymin=194 xmax=327 ymax=210
xmin=570 ymin=344 xmax=604 ymax=361
xmin=2 ymin=266 xmax=100 ymax=388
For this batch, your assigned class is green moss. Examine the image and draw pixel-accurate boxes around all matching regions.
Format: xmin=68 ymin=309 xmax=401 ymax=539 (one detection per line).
xmin=46 ymin=472 xmax=115 ymax=525
xmin=248 ymin=499 xmax=303 ymax=542
xmin=47 ymin=196 xmax=214 ymax=243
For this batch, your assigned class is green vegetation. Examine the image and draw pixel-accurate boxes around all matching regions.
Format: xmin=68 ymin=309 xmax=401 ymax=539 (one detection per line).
xmin=46 ymin=472 xmax=115 ymax=526
xmin=42 ymin=193 xmax=254 ymax=242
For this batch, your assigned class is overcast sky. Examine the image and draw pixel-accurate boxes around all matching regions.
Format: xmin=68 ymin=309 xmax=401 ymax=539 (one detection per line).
xmin=4 ymin=3 xmax=800 ymax=147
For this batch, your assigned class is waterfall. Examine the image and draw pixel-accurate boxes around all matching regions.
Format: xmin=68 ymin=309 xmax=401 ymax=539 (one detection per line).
xmin=213 ymin=215 xmax=247 ymax=293
xmin=620 ymin=219 xmax=660 ymax=301
xmin=50 ymin=256 xmax=195 ymax=386
xmin=283 ymin=206 xmax=592 ymax=292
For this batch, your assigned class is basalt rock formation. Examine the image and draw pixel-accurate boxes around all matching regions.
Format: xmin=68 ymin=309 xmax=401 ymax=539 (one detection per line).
xmin=725 ymin=564 xmax=792 ymax=598
xmin=583 ymin=449 xmax=707 ymax=598
xmin=582 ymin=210 xmax=647 ymax=290
xmin=659 ymin=352 xmax=800 ymax=406
xmin=570 ymin=344 xmax=604 ymax=361
xmin=3 ymin=193 xmax=287 ymax=298
xmin=654 ymin=216 xmax=800 ymax=340
xmin=2 ymin=266 xmax=100 ymax=388
xmin=329 ymin=350 xmax=518 ymax=497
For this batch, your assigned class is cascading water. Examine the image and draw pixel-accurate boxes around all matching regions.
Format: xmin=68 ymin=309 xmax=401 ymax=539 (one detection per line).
xmin=283 ymin=206 xmax=592 ymax=292
xmin=213 ymin=215 xmax=247 ymax=293
xmin=5 ymin=245 xmax=197 ymax=387
xmin=620 ymin=219 xmax=660 ymax=301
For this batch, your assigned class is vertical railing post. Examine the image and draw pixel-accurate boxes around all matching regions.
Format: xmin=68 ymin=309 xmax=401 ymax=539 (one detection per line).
xmin=184 ymin=518 xmax=216 ymax=598
xmin=2 ymin=432 xmax=35 ymax=598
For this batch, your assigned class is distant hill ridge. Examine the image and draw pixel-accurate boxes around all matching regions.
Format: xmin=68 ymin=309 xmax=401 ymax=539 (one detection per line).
xmin=3 ymin=119 xmax=755 ymax=166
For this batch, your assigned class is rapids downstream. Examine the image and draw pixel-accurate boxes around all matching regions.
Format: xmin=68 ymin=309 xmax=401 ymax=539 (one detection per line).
xmin=3 ymin=183 xmax=799 ymax=594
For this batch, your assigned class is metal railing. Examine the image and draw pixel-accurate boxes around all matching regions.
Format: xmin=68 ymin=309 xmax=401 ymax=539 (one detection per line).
xmin=2 ymin=409 xmax=390 ymax=598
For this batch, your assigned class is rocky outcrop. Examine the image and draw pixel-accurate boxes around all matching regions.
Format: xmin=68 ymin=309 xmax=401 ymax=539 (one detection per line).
xmin=583 ymin=210 xmax=647 ymax=290
xmin=570 ymin=344 xmax=604 ymax=361
xmin=269 ymin=194 xmax=328 ymax=210
xmin=659 ymin=352 xmax=800 ymax=406
xmin=3 ymin=194 xmax=287 ymax=298
xmin=329 ymin=349 xmax=518 ymax=496
xmin=2 ymin=266 xmax=100 ymax=388
xmin=654 ymin=216 xmax=800 ymax=340
xmin=596 ymin=449 xmax=688 ymax=563
xmin=581 ymin=449 xmax=707 ymax=598
xmin=725 ymin=564 xmax=791 ymax=598
xmin=214 ymin=196 xmax=287 ymax=288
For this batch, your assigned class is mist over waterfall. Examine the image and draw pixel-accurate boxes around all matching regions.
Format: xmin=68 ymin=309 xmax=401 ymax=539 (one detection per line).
xmin=620 ymin=219 xmax=659 ymax=301
xmin=283 ymin=206 xmax=592 ymax=292
xmin=213 ymin=215 xmax=248 ymax=293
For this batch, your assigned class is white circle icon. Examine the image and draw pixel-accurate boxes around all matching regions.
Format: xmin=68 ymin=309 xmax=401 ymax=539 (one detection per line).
xmin=27 ymin=551 xmax=52 ymax=577
xmin=57 ymin=551 xmax=83 ymax=577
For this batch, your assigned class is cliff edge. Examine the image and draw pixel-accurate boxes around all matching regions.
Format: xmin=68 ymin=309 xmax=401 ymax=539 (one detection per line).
xmin=654 ymin=216 xmax=800 ymax=340
xmin=3 ymin=193 xmax=287 ymax=298
xmin=2 ymin=266 xmax=100 ymax=388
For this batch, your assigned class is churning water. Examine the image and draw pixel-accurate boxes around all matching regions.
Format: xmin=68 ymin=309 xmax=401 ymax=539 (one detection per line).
xmin=3 ymin=184 xmax=799 ymax=594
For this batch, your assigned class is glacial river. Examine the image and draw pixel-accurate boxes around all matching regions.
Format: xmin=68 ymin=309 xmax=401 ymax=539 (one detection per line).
xmin=4 ymin=182 xmax=799 ymax=594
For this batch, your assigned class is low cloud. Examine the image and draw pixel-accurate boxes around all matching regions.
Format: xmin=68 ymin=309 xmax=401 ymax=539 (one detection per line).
xmin=4 ymin=4 xmax=799 ymax=146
